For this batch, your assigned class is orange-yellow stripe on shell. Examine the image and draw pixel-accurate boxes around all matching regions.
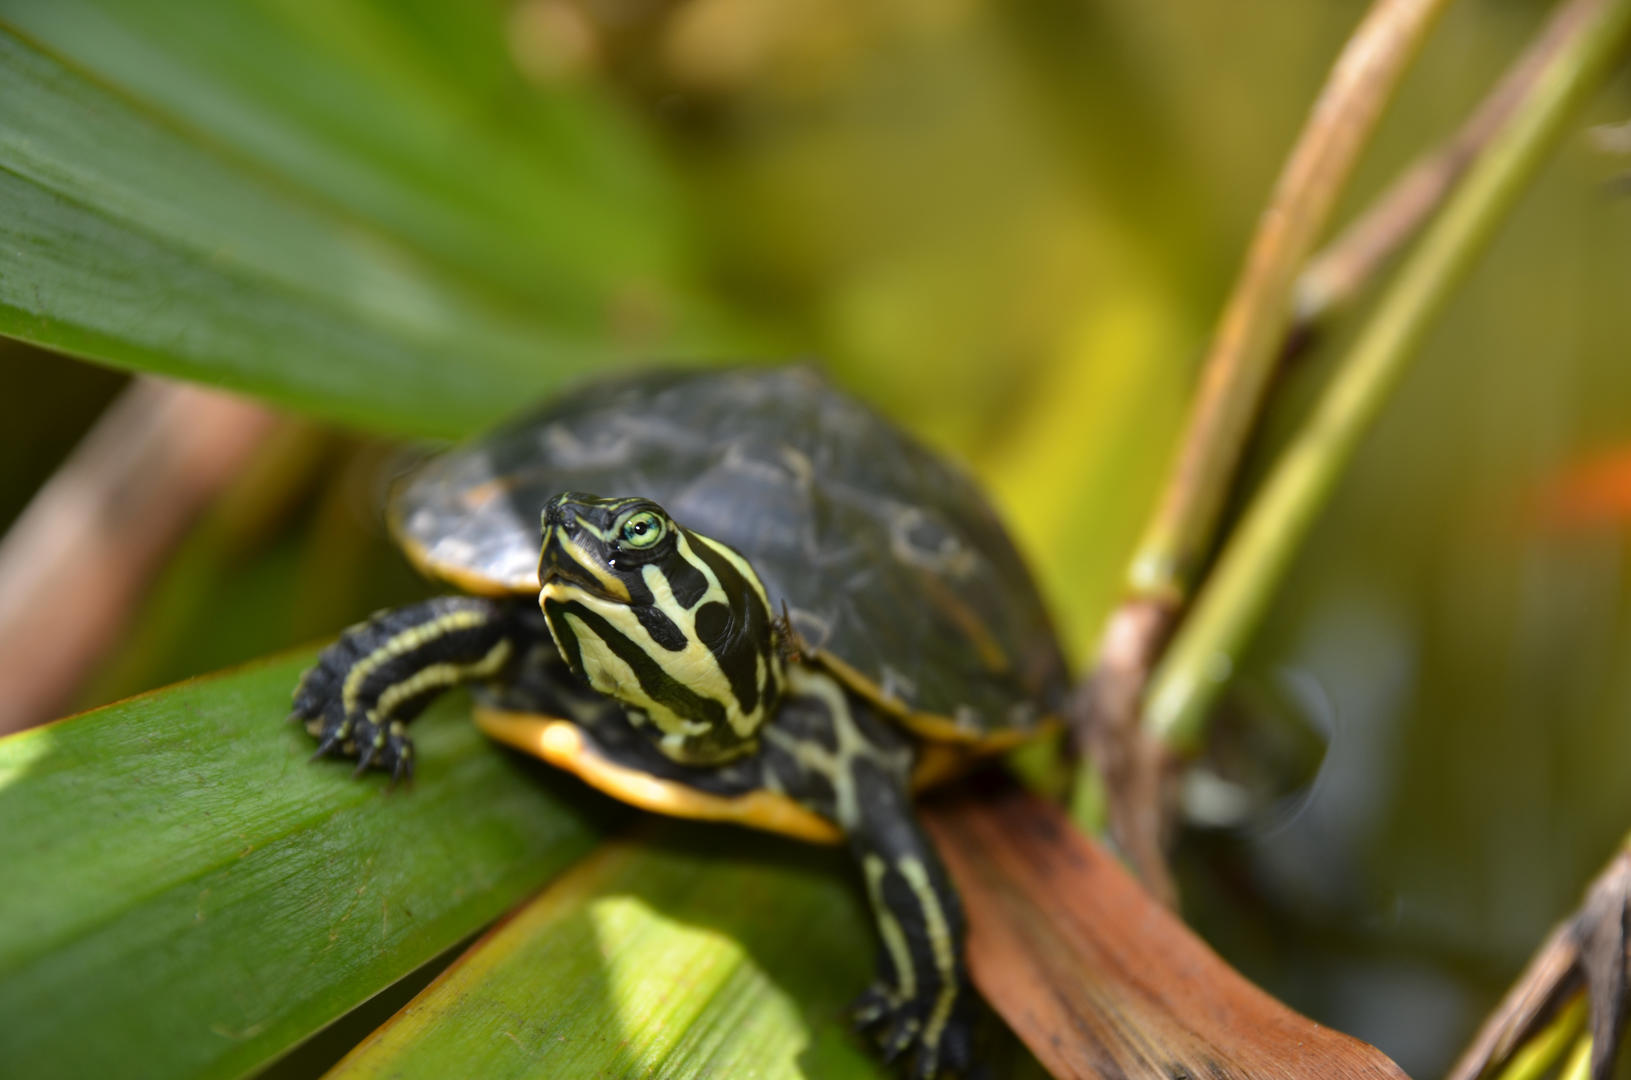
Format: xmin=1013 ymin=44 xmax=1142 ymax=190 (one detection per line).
xmin=475 ymin=708 xmax=991 ymax=838
xmin=389 ymin=518 xmax=531 ymax=597
xmin=474 ymin=707 xmax=843 ymax=845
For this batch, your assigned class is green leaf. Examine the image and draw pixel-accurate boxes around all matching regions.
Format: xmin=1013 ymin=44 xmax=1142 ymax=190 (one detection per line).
xmin=330 ymin=829 xmax=1050 ymax=1079
xmin=0 ymin=653 xmax=1048 ymax=1080
xmin=0 ymin=5 xmax=736 ymax=437
xmin=4 ymin=0 xmax=683 ymax=309
xmin=0 ymin=652 xmax=627 ymax=1080
xmin=329 ymin=833 xmax=888 ymax=1079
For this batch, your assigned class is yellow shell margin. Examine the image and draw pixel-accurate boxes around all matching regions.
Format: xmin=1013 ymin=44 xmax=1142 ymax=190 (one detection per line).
xmin=390 ymin=509 xmax=532 ymax=598
xmin=474 ymin=708 xmax=995 ymax=844
xmin=475 ymin=707 xmax=844 ymax=844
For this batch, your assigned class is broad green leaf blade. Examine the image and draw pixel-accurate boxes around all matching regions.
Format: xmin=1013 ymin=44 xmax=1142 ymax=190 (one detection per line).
xmin=0 ymin=7 xmax=736 ymax=436
xmin=3 ymin=0 xmax=687 ymax=316
xmin=329 ymin=834 xmax=885 ymax=1079
xmin=0 ymin=652 xmax=627 ymax=1080
xmin=330 ymin=830 xmax=1048 ymax=1080
xmin=0 ymin=22 xmax=576 ymax=437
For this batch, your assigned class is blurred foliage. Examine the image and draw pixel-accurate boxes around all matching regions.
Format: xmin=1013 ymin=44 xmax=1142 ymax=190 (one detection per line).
xmin=1 ymin=0 xmax=1630 ymax=1077
xmin=0 ymin=343 xmax=126 ymax=534
xmin=0 ymin=2 xmax=750 ymax=435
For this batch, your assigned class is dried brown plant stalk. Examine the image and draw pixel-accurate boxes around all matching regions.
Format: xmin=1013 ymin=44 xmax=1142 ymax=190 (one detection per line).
xmin=924 ymin=776 xmax=1410 ymax=1079
xmin=1294 ymin=0 xmax=1610 ymax=336
xmin=1079 ymin=0 xmax=1454 ymax=903
xmin=0 ymin=379 xmax=279 ymax=733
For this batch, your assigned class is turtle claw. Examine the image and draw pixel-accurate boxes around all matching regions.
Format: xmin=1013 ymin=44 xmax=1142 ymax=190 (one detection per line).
xmin=309 ymin=730 xmax=344 ymax=762
xmin=849 ymin=981 xmax=974 ymax=1079
xmin=880 ymin=1018 xmax=921 ymax=1064
xmin=293 ymin=642 xmax=418 ymax=783
xmin=388 ymin=747 xmax=414 ymax=789
xmin=850 ymin=985 xmax=892 ymax=1028
xmin=352 ymin=745 xmax=379 ymax=777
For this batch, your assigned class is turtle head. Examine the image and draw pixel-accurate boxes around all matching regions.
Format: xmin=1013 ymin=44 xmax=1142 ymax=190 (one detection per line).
xmin=537 ymin=492 xmax=785 ymax=765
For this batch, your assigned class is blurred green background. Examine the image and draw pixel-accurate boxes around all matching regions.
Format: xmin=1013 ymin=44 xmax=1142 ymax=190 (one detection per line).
xmin=1 ymin=1 xmax=1629 ymax=1076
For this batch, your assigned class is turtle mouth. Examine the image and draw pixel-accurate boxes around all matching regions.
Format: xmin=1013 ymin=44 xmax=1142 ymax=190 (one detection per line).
xmin=538 ymin=560 xmax=597 ymax=594
xmin=538 ymin=529 xmax=631 ymax=604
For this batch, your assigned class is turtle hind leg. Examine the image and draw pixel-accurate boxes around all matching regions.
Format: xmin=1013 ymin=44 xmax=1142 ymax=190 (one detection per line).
xmin=292 ymin=596 xmax=527 ymax=781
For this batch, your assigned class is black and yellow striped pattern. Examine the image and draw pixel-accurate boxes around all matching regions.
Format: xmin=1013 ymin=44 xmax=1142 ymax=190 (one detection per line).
xmin=467 ymin=640 xmax=975 ymax=1079
xmin=291 ymin=596 xmax=518 ymax=780
xmin=537 ymin=494 xmax=785 ymax=766
xmin=295 ymin=581 xmax=977 ymax=1076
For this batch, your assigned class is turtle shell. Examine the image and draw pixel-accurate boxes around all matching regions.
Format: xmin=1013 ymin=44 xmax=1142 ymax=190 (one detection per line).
xmin=390 ymin=367 xmax=1069 ymax=745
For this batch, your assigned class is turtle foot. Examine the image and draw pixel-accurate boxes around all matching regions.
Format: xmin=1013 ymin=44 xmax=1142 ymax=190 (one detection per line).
xmin=851 ymin=980 xmax=975 ymax=1080
xmin=292 ymin=631 xmax=417 ymax=785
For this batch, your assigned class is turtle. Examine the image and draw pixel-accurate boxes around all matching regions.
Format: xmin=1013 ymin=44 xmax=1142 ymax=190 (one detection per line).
xmin=291 ymin=366 xmax=1070 ymax=1078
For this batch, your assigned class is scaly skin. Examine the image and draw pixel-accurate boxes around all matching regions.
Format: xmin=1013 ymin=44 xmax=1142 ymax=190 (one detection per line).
xmin=291 ymin=596 xmax=521 ymax=782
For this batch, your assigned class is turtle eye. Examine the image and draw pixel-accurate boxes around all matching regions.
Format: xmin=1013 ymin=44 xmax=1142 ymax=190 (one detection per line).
xmin=619 ymin=510 xmax=665 ymax=549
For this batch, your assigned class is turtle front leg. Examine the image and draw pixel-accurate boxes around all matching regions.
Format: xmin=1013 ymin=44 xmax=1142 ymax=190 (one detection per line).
xmin=845 ymin=769 xmax=976 ymax=1079
xmin=292 ymin=596 xmax=525 ymax=781
xmin=768 ymin=671 xmax=976 ymax=1079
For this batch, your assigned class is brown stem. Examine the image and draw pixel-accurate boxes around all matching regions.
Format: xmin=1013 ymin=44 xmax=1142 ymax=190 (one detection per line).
xmin=1447 ymin=845 xmax=1631 ymax=1080
xmin=1130 ymin=0 xmax=1453 ymax=601
xmin=1073 ymin=598 xmax=1182 ymax=905
xmin=1077 ymin=0 xmax=1453 ymax=897
xmin=0 ymin=379 xmax=280 ymax=734
xmin=1295 ymin=0 xmax=1604 ymax=336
